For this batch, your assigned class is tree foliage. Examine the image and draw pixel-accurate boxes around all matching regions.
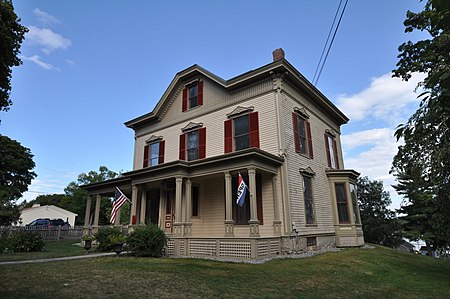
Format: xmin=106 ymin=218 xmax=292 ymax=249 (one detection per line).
xmin=0 ymin=0 xmax=28 ymax=112
xmin=64 ymin=166 xmax=119 ymax=225
xmin=0 ymin=135 xmax=36 ymax=225
xmin=357 ymin=177 xmax=402 ymax=248
xmin=391 ymin=0 xmax=450 ymax=251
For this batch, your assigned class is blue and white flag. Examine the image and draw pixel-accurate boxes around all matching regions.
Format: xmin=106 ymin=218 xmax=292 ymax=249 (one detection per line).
xmin=236 ymin=173 xmax=248 ymax=207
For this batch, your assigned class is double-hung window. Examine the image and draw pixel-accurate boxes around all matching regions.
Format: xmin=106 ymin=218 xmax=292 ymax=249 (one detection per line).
xmin=182 ymin=81 xmax=203 ymax=112
xmin=350 ymin=183 xmax=360 ymax=224
xmin=335 ymin=183 xmax=349 ymax=223
xmin=303 ymin=175 xmax=315 ymax=224
xmin=292 ymin=111 xmax=313 ymax=158
xmin=325 ymin=133 xmax=339 ymax=169
xmin=143 ymin=139 xmax=165 ymax=168
xmin=187 ymin=130 xmax=199 ymax=161
xmin=179 ymin=127 xmax=206 ymax=161
xmin=224 ymin=110 xmax=259 ymax=153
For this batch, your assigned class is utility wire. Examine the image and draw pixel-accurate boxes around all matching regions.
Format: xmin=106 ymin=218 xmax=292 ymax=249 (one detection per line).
xmin=313 ymin=0 xmax=349 ymax=86
xmin=312 ymin=0 xmax=343 ymax=85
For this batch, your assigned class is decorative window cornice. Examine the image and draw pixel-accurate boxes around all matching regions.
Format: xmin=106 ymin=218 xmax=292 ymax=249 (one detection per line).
xmin=146 ymin=135 xmax=163 ymax=144
xmin=227 ymin=105 xmax=254 ymax=118
xmin=299 ymin=166 xmax=316 ymax=176
xmin=181 ymin=121 xmax=203 ymax=132
xmin=293 ymin=107 xmax=310 ymax=119
xmin=325 ymin=129 xmax=337 ymax=138
xmin=184 ymin=78 xmax=200 ymax=87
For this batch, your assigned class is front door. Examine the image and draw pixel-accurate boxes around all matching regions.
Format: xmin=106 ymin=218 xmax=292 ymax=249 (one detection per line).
xmin=146 ymin=190 xmax=160 ymax=225
xmin=164 ymin=190 xmax=175 ymax=233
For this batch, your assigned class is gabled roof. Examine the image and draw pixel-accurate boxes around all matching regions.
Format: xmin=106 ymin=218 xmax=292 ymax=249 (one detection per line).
xmin=21 ymin=205 xmax=78 ymax=216
xmin=124 ymin=59 xmax=349 ymax=129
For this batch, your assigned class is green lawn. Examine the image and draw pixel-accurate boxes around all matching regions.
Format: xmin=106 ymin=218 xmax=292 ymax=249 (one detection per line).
xmin=0 ymin=246 xmax=449 ymax=298
xmin=0 ymin=239 xmax=87 ymax=262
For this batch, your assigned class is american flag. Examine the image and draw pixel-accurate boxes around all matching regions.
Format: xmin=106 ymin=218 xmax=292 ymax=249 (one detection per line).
xmin=110 ymin=187 xmax=130 ymax=224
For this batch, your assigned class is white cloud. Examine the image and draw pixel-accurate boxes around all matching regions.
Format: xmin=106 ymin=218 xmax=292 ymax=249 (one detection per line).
xmin=26 ymin=26 xmax=71 ymax=54
xmin=21 ymin=55 xmax=60 ymax=71
xmin=336 ymin=72 xmax=425 ymax=125
xmin=33 ymin=8 xmax=61 ymax=27
xmin=342 ymin=127 xmax=403 ymax=208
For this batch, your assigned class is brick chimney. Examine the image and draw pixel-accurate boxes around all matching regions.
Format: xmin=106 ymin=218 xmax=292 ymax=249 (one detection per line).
xmin=272 ymin=48 xmax=285 ymax=61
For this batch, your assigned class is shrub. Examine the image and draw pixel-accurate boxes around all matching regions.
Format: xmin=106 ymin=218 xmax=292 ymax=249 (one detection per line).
xmin=127 ymin=224 xmax=167 ymax=257
xmin=94 ymin=226 xmax=125 ymax=252
xmin=8 ymin=231 xmax=45 ymax=252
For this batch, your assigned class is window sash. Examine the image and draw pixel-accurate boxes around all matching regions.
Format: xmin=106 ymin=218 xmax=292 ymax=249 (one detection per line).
xmin=187 ymin=131 xmax=199 ymax=161
xmin=328 ymin=136 xmax=337 ymax=168
xmin=234 ymin=115 xmax=250 ymax=151
xmin=303 ymin=176 xmax=315 ymax=224
xmin=189 ymin=84 xmax=198 ymax=108
xmin=192 ymin=186 xmax=199 ymax=217
xmin=149 ymin=142 xmax=159 ymax=166
xmin=298 ymin=117 xmax=308 ymax=155
xmin=335 ymin=183 xmax=349 ymax=223
xmin=350 ymin=183 xmax=360 ymax=224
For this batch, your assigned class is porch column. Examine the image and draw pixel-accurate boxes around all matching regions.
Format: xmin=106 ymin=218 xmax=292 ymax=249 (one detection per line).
xmin=184 ymin=178 xmax=192 ymax=236
xmin=272 ymin=174 xmax=282 ymax=236
xmin=224 ymin=171 xmax=234 ymax=237
xmin=140 ymin=189 xmax=147 ymax=225
xmin=93 ymin=194 xmax=101 ymax=227
xmin=130 ymin=185 xmax=138 ymax=225
xmin=248 ymin=168 xmax=260 ymax=237
xmin=173 ymin=176 xmax=183 ymax=236
xmin=84 ymin=195 xmax=92 ymax=227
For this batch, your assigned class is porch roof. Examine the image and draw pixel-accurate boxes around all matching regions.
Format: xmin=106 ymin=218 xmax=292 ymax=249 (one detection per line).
xmin=81 ymin=148 xmax=284 ymax=196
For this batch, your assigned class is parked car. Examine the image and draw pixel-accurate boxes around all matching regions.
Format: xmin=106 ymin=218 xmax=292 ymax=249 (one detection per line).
xmin=26 ymin=218 xmax=50 ymax=227
xmin=26 ymin=218 xmax=70 ymax=227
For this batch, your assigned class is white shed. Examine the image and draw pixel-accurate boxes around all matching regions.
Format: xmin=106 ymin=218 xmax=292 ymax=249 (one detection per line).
xmin=20 ymin=204 xmax=78 ymax=226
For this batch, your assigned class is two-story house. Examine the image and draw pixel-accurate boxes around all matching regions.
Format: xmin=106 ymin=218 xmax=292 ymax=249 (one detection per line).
xmin=82 ymin=49 xmax=364 ymax=259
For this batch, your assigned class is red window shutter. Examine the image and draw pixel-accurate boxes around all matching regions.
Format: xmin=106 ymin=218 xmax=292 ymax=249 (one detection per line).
xmin=198 ymin=127 xmax=206 ymax=159
xmin=224 ymin=119 xmax=233 ymax=153
xmin=197 ymin=81 xmax=203 ymax=106
xmin=325 ymin=134 xmax=331 ymax=167
xmin=143 ymin=145 xmax=149 ymax=168
xmin=158 ymin=140 xmax=165 ymax=164
xmin=179 ymin=134 xmax=186 ymax=160
xmin=182 ymin=87 xmax=188 ymax=112
xmin=249 ymin=112 xmax=260 ymax=148
xmin=257 ymin=174 xmax=263 ymax=225
xmin=333 ymin=139 xmax=340 ymax=169
xmin=306 ymin=121 xmax=314 ymax=159
xmin=292 ymin=113 xmax=300 ymax=153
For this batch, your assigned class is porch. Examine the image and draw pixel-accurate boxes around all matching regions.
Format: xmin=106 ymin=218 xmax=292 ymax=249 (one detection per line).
xmin=81 ymin=148 xmax=285 ymax=258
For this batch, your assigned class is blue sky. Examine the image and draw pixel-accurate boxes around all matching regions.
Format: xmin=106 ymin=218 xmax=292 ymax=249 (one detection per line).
xmin=2 ymin=0 xmax=426 ymax=209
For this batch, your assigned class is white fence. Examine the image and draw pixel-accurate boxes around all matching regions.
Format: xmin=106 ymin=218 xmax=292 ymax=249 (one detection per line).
xmin=0 ymin=226 xmax=84 ymax=241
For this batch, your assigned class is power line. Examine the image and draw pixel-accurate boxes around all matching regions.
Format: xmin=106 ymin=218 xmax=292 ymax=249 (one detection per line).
xmin=312 ymin=0 xmax=343 ymax=84
xmin=313 ymin=0 xmax=349 ymax=86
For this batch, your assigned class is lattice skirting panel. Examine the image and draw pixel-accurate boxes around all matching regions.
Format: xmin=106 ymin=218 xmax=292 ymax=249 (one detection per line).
xmin=190 ymin=240 xmax=216 ymax=256
xmin=166 ymin=240 xmax=175 ymax=256
xmin=219 ymin=241 xmax=251 ymax=258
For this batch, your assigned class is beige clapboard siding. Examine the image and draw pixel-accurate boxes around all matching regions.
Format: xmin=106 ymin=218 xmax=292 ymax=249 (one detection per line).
xmin=282 ymin=90 xmax=337 ymax=233
xmin=191 ymin=176 xmax=225 ymax=237
xmin=134 ymin=92 xmax=278 ymax=170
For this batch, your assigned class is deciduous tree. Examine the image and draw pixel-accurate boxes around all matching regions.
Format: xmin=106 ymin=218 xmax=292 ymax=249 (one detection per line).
xmin=0 ymin=135 xmax=36 ymax=225
xmin=391 ymin=0 xmax=450 ymax=252
xmin=0 ymin=0 xmax=28 ymax=112
xmin=357 ymin=177 xmax=402 ymax=248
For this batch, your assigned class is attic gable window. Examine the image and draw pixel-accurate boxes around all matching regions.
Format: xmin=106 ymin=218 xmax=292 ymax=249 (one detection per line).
xmin=182 ymin=81 xmax=203 ymax=112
